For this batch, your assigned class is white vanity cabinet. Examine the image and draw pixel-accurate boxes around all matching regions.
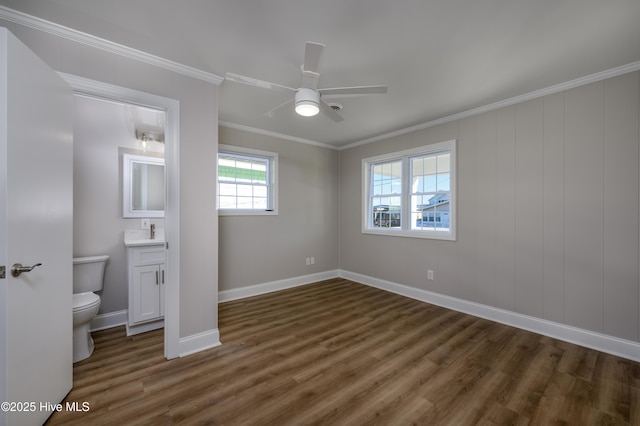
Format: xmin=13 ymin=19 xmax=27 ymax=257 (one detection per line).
xmin=125 ymin=241 xmax=165 ymax=335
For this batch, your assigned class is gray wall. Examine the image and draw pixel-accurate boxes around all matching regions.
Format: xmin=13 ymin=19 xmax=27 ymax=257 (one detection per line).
xmin=218 ymin=126 xmax=339 ymax=290
xmin=4 ymin=15 xmax=637 ymax=348
xmin=340 ymin=71 xmax=640 ymax=343
xmin=73 ymin=95 xmax=164 ymax=314
xmin=0 ymin=20 xmax=220 ymax=338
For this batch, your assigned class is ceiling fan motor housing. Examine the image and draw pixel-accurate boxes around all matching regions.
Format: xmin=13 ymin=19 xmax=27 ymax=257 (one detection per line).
xmin=295 ymin=88 xmax=320 ymax=116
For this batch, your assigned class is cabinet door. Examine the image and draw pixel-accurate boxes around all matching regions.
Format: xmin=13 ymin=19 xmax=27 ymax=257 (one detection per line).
xmin=132 ymin=264 xmax=162 ymax=323
xmin=159 ymin=264 xmax=166 ymax=317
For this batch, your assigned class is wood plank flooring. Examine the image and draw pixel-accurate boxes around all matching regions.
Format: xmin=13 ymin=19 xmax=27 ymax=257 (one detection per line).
xmin=46 ymin=278 xmax=640 ymax=425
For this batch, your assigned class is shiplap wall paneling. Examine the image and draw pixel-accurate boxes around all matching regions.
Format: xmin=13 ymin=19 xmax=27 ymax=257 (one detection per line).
xmin=515 ymin=99 xmax=545 ymax=317
xmin=603 ymin=72 xmax=639 ymax=341
xmin=457 ymin=117 xmax=477 ymax=301
xmin=542 ymin=92 xmax=566 ymax=323
xmin=494 ymin=106 xmax=517 ymax=311
xmin=424 ymin=122 xmax=460 ymax=296
xmin=474 ymin=112 xmax=497 ymax=307
xmin=432 ymin=124 xmax=462 ymax=298
xmin=429 ymin=240 xmax=459 ymax=297
xmin=564 ymin=81 xmax=606 ymax=332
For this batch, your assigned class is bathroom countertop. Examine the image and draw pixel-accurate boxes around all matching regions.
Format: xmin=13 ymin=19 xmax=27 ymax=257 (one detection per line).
xmin=124 ymin=229 xmax=165 ymax=247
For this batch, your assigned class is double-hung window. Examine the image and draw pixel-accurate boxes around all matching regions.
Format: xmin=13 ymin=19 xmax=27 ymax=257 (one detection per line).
xmin=362 ymin=140 xmax=456 ymax=240
xmin=217 ymin=144 xmax=278 ymax=215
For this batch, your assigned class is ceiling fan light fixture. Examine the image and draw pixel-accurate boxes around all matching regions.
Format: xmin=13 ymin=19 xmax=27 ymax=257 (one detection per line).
xmin=295 ymin=88 xmax=320 ymax=117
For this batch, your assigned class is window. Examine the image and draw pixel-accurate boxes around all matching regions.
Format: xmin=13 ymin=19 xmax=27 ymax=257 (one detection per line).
xmin=362 ymin=140 xmax=456 ymax=240
xmin=217 ymin=145 xmax=278 ymax=215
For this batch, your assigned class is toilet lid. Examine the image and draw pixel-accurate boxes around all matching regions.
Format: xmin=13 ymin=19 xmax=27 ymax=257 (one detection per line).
xmin=73 ymin=292 xmax=100 ymax=310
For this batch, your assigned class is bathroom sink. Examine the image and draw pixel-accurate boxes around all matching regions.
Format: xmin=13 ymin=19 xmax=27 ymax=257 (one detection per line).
xmin=124 ymin=229 xmax=165 ymax=247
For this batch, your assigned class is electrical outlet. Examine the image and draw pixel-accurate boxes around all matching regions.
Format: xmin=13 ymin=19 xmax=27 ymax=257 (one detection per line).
xmin=141 ymin=218 xmax=150 ymax=230
xmin=427 ymin=269 xmax=434 ymax=280
xmin=310 ymin=257 xmax=315 ymax=265
xmin=306 ymin=257 xmax=311 ymax=266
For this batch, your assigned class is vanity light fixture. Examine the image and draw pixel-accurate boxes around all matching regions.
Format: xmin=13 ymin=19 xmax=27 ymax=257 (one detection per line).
xmin=136 ymin=129 xmax=164 ymax=143
xmin=294 ymin=88 xmax=320 ymax=117
xmin=136 ymin=129 xmax=165 ymax=151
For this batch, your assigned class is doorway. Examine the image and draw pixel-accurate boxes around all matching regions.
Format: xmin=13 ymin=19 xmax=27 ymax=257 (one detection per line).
xmin=62 ymin=73 xmax=180 ymax=359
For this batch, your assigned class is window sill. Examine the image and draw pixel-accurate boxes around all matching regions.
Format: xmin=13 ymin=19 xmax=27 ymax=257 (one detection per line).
xmin=218 ymin=209 xmax=278 ymax=217
xmin=362 ymin=228 xmax=455 ymax=241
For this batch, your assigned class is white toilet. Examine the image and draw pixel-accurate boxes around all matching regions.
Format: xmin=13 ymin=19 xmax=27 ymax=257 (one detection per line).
xmin=72 ymin=255 xmax=109 ymax=363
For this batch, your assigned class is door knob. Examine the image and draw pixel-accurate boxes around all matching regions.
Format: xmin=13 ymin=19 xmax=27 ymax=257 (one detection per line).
xmin=11 ymin=263 xmax=42 ymax=277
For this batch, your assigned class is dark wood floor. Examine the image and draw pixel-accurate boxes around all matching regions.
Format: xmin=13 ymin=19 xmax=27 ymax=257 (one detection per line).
xmin=46 ymin=278 xmax=639 ymax=425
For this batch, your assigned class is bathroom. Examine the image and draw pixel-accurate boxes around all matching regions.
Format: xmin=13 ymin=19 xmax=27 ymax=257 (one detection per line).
xmin=73 ymin=93 xmax=166 ymax=358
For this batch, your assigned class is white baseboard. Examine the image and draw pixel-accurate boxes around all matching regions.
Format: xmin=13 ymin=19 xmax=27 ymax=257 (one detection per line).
xmin=340 ymin=270 xmax=640 ymax=363
xmin=126 ymin=319 xmax=164 ymax=336
xmin=179 ymin=329 xmax=221 ymax=357
xmin=218 ymin=269 xmax=340 ymax=303
xmin=89 ymin=308 xmax=219 ymax=357
xmin=90 ymin=310 xmax=127 ymax=332
xmin=90 ymin=269 xmax=639 ymax=362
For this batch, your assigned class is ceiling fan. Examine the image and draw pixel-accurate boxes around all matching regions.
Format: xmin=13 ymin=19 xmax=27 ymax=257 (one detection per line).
xmin=225 ymin=42 xmax=388 ymax=122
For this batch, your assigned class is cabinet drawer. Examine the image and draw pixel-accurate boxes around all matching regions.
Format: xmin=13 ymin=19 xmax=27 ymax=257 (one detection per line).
xmin=130 ymin=246 xmax=165 ymax=265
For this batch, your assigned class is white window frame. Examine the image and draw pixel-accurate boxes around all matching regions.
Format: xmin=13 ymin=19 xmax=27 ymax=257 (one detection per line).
xmin=361 ymin=140 xmax=456 ymax=240
xmin=217 ymin=144 xmax=278 ymax=216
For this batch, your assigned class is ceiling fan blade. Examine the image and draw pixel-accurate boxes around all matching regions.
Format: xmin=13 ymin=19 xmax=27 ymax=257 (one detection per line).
xmin=303 ymin=42 xmax=325 ymax=75
xmin=319 ymin=98 xmax=344 ymax=122
xmin=263 ymin=98 xmax=294 ymax=118
xmin=225 ymin=72 xmax=296 ymax=92
xmin=319 ymin=85 xmax=388 ymax=98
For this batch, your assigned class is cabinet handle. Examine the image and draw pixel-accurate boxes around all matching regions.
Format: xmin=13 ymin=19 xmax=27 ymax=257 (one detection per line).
xmin=155 ymin=270 xmax=159 ymax=285
xmin=162 ymin=270 xmax=165 ymax=284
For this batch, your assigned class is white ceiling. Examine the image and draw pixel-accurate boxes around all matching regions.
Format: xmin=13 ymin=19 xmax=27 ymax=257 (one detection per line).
xmin=2 ymin=0 xmax=639 ymax=148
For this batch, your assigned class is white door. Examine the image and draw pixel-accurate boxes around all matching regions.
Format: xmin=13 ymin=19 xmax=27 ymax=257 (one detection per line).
xmin=0 ymin=28 xmax=74 ymax=426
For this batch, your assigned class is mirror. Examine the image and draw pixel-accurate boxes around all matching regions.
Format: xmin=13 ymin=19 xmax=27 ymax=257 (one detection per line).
xmin=123 ymin=153 xmax=165 ymax=218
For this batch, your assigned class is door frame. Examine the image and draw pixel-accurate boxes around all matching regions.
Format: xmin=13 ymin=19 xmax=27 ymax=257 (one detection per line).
xmin=60 ymin=73 xmax=180 ymax=359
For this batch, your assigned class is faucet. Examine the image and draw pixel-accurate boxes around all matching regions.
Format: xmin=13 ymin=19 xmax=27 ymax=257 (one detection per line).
xmin=150 ymin=223 xmax=155 ymax=239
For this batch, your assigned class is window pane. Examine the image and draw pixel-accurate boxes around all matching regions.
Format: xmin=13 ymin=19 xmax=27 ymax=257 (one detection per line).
xmin=412 ymin=155 xmax=439 ymax=194
xmin=435 ymin=203 xmax=450 ymax=230
xmin=365 ymin=143 xmax=454 ymax=239
xmin=217 ymin=151 xmax=273 ymax=211
xmin=369 ymin=160 xmax=403 ymax=229
xmin=219 ymin=183 xmax=236 ymax=196
xmin=391 ymin=177 xmax=402 ymax=194
xmin=437 ymin=173 xmax=450 ymax=191
xmin=372 ymin=160 xmax=401 ymax=195
xmin=253 ymin=197 xmax=267 ymax=210
xmin=219 ymin=196 xmax=236 ymax=209
xmin=253 ymin=186 xmax=267 ymax=198
xmin=424 ymin=175 xmax=437 ymax=193
xmin=218 ymin=158 xmax=237 ymax=182
xmin=371 ymin=205 xmax=401 ymax=228
xmin=236 ymin=197 xmax=253 ymax=209
xmin=436 ymin=153 xmax=450 ymax=191
xmin=373 ymin=183 xmax=383 ymax=196
xmin=251 ymin=160 xmax=267 ymax=184
xmin=382 ymin=162 xmax=392 ymax=178
xmin=237 ymin=184 xmax=253 ymax=197
xmin=418 ymin=206 xmax=436 ymax=231
xmin=437 ymin=153 xmax=450 ymax=173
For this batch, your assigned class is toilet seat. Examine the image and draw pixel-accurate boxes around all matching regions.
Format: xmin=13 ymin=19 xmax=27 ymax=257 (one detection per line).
xmin=73 ymin=292 xmax=100 ymax=312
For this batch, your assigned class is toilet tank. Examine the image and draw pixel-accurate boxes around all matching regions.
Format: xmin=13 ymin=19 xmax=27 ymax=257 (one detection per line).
xmin=73 ymin=255 xmax=109 ymax=293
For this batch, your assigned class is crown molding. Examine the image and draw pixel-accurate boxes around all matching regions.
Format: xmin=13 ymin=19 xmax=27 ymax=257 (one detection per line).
xmin=224 ymin=55 xmax=640 ymax=151
xmin=7 ymin=3 xmax=635 ymax=149
xmin=341 ymin=60 xmax=640 ymax=150
xmin=0 ymin=6 xmax=223 ymax=85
